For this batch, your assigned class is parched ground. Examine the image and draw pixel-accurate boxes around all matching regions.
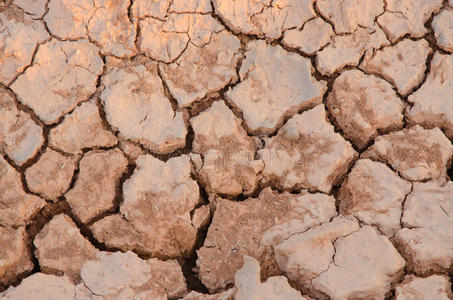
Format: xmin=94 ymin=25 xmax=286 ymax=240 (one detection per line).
xmin=1 ymin=0 xmax=453 ymax=299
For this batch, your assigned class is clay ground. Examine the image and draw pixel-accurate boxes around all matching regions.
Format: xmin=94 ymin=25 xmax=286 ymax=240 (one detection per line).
xmin=1 ymin=0 xmax=453 ymax=299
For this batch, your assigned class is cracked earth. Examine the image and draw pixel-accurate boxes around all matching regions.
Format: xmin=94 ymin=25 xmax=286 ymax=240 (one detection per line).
xmin=1 ymin=0 xmax=453 ymax=299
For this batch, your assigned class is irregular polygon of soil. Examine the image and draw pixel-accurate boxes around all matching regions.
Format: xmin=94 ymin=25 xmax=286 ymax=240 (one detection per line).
xmin=11 ymin=39 xmax=103 ymax=125
xmin=316 ymin=26 xmax=389 ymax=76
xmin=87 ymin=0 xmax=137 ymax=57
xmin=0 ymin=5 xmax=49 ymax=85
xmin=316 ymin=0 xmax=384 ymax=34
xmin=432 ymin=9 xmax=453 ymax=53
xmin=25 ymin=148 xmax=77 ymax=201
xmin=407 ymin=52 xmax=453 ymax=138
xmin=360 ymin=39 xmax=432 ymax=96
xmin=44 ymin=0 xmax=95 ymax=40
xmin=159 ymin=29 xmax=241 ymax=107
xmin=259 ymin=105 xmax=357 ymax=193
xmin=197 ymin=187 xmax=336 ymax=292
xmin=326 ymin=69 xmax=405 ymax=149
xmin=0 ymin=227 xmax=33 ymax=286
xmin=13 ymin=0 xmax=47 ymax=17
xmin=190 ymin=101 xmax=263 ymax=196
xmin=394 ymin=180 xmax=453 ymax=275
xmin=395 ymin=274 xmax=453 ymax=300
xmin=377 ymin=0 xmax=443 ymax=43
xmin=282 ymin=18 xmax=334 ymax=55
xmin=33 ymin=214 xmax=98 ymax=281
xmin=90 ymin=214 xmax=148 ymax=253
xmin=101 ymin=60 xmax=186 ymax=154
xmin=80 ymin=251 xmax=186 ymax=299
xmin=233 ymin=256 xmax=308 ymax=300
xmin=138 ymin=17 xmax=189 ymax=63
xmin=66 ymin=149 xmax=127 ymax=224
xmin=0 ymin=155 xmax=45 ymax=227
xmin=138 ymin=13 xmax=223 ymax=63
xmin=120 ymin=154 xmax=201 ymax=258
xmin=48 ymin=100 xmax=117 ymax=155
xmin=131 ymin=0 xmax=170 ymax=19
xmin=362 ymin=125 xmax=453 ymax=182
xmin=212 ymin=0 xmax=316 ymax=39
xmin=0 ymin=87 xmax=43 ymax=165
xmin=0 ymin=273 xmax=75 ymax=300
xmin=311 ymin=226 xmax=405 ymax=300
xmin=226 ymin=40 xmax=327 ymax=134
xmin=274 ymin=215 xmax=360 ymax=298
xmin=337 ymin=159 xmax=412 ymax=237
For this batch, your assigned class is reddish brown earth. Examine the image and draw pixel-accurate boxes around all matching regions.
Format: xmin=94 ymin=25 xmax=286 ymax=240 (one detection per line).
xmin=1 ymin=0 xmax=453 ymax=299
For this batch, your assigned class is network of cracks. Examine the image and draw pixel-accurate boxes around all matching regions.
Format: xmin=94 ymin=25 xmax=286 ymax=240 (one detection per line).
xmin=1 ymin=0 xmax=453 ymax=299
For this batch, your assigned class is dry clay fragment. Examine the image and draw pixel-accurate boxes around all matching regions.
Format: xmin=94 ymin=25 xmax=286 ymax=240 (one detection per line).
xmin=101 ymin=60 xmax=186 ymax=154
xmin=190 ymin=101 xmax=263 ymax=196
xmin=234 ymin=256 xmax=308 ymax=300
xmin=0 ymin=273 xmax=75 ymax=300
xmin=433 ymin=9 xmax=453 ymax=53
xmin=362 ymin=125 xmax=453 ymax=182
xmin=327 ymin=70 xmax=404 ymax=148
xmin=226 ymin=40 xmax=327 ymax=134
xmin=316 ymin=26 xmax=389 ymax=76
xmin=90 ymin=214 xmax=145 ymax=253
xmin=0 ymin=252 xmax=187 ymax=300
xmin=185 ymin=256 xmax=308 ymax=300
xmin=394 ymin=180 xmax=453 ymax=275
xmin=197 ymin=187 xmax=336 ymax=292
xmin=282 ymin=17 xmax=334 ymax=55
xmin=44 ymin=0 xmax=95 ymax=40
xmin=407 ymin=52 xmax=453 ymax=138
xmin=0 ymin=87 xmax=43 ymax=165
xmin=212 ymin=0 xmax=316 ymax=39
xmin=361 ymin=39 xmax=432 ymax=96
xmin=160 ymin=28 xmax=240 ymax=107
xmin=91 ymin=208 xmax=209 ymax=257
xmin=0 ymin=227 xmax=33 ymax=286
xmin=275 ymin=216 xmax=360 ymax=297
xmin=0 ymin=155 xmax=45 ymax=227
xmin=48 ymin=100 xmax=117 ymax=155
xmin=46 ymin=0 xmax=137 ymax=57
xmin=80 ymin=251 xmax=186 ymax=299
xmin=87 ymin=0 xmax=137 ymax=57
xmin=25 ymin=148 xmax=77 ymax=201
xmin=312 ymin=226 xmax=405 ymax=300
xmin=259 ymin=105 xmax=357 ymax=193
xmin=33 ymin=214 xmax=98 ymax=281
xmin=338 ymin=159 xmax=412 ymax=237
xmin=66 ymin=149 xmax=127 ymax=223
xmin=11 ymin=39 xmax=103 ymax=125
xmin=326 ymin=69 xmax=405 ymax=149
xmin=0 ymin=5 xmax=49 ymax=85
xmin=395 ymin=274 xmax=453 ymax=300
xmin=191 ymin=205 xmax=211 ymax=231
xmin=138 ymin=13 xmax=221 ymax=63
xmin=13 ymin=0 xmax=47 ymax=17
xmin=131 ymin=0 xmax=170 ymax=19
xmin=377 ymin=0 xmax=443 ymax=42
xmin=121 ymin=154 xmax=200 ymax=258
xmin=138 ymin=17 xmax=189 ymax=63
xmin=316 ymin=0 xmax=384 ymax=34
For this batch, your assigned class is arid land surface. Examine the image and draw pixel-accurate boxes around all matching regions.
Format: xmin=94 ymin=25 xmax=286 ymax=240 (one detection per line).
xmin=1 ymin=0 xmax=453 ymax=299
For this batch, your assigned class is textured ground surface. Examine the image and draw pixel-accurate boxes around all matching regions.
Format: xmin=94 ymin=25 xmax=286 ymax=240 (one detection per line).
xmin=1 ymin=0 xmax=453 ymax=299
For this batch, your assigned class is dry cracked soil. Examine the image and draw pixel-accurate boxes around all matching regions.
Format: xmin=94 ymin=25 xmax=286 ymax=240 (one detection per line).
xmin=1 ymin=0 xmax=453 ymax=299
